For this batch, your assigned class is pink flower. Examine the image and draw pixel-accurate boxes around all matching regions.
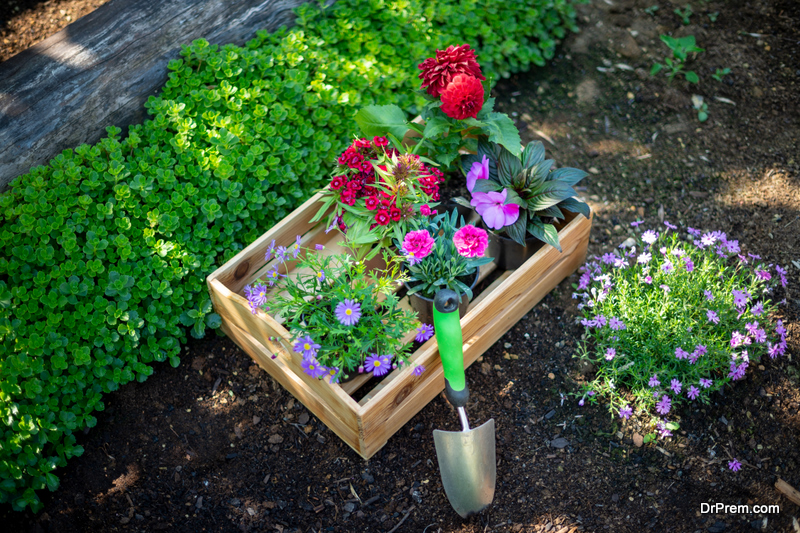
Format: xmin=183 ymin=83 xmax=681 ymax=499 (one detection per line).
xmin=419 ymin=204 xmax=433 ymax=216
xmin=466 ymin=154 xmax=490 ymax=192
xmin=471 ymin=189 xmax=519 ymax=230
xmin=402 ymin=230 xmax=436 ymax=265
xmin=453 ymin=225 xmax=489 ymax=258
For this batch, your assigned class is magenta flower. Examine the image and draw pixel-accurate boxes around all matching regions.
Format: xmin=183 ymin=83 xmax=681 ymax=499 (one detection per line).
xmin=656 ymin=395 xmax=671 ymax=415
xmin=365 ymin=354 xmax=391 ymax=377
xmin=728 ymin=459 xmax=742 ymax=472
xmin=605 ymin=348 xmax=616 ymax=361
xmin=656 ymin=419 xmax=673 ymax=438
xmin=412 ymin=365 xmax=425 ymax=377
xmin=644 ymin=275 xmax=653 ymax=284
xmin=471 ymin=189 xmax=520 ymax=230
xmin=402 ymin=230 xmax=436 ymax=265
xmin=335 ymin=299 xmax=361 ymax=326
xmin=293 ymin=335 xmax=321 ymax=358
xmin=699 ymin=378 xmax=712 ymax=388
xmin=753 ymin=329 xmax=766 ymax=343
xmin=301 ymin=356 xmax=327 ymax=379
xmin=619 ymin=405 xmax=633 ymax=419
xmin=466 ymin=154 xmax=490 ymax=192
xmin=707 ymin=310 xmax=720 ymax=324
xmin=755 ymin=269 xmax=771 ymax=281
xmin=648 ymin=375 xmax=661 ymax=388
xmin=669 ymin=379 xmax=682 ymax=395
xmin=453 ymin=225 xmax=489 ymax=258
xmin=415 ymin=324 xmax=434 ymax=343
xmin=687 ymin=385 xmax=700 ymax=400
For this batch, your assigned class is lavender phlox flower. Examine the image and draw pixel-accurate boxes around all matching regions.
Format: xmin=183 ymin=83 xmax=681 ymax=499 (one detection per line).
xmin=656 ymin=395 xmax=672 ymax=415
xmin=619 ymin=405 xmax=633 ymax=419
xmin=648 ymin=375 xmax=661 ymax=387
xmin=662 ymin=261 xmax=674 ymax=273
xmin=745 ymin=321 xmax=759 ymax=335
xmin=625 ymin=247 xmax=637 ymax=258
xmin=694 ymin=344 xmax=708 ymax=357
xmin=687 ymin=227 xmax=701 ymax=237
xmin=642 ymin=230 xmax=659 ymax=245
xmin=335 ymin=299 xmax=361 ymax=326
xmin=730 ymin=331 xmax=746 ymax=348
xmin=637 ymin=252 xmax=652 ymax=264
xmin=580 ymin=318 xmax=597 ymax=328
xmin=664 ymin=221 xmax=677 ymax=230
xmin=755 ymin=269 xmax=771 ymax=281
xmin=605 ymin=348 xmax=616 ymax=361
xmin=775 ymin=265 xmax=788 ymax=287
xmin=670 ymin=248 xmax=685 ymax=257
xmin=753 ymin=329 xmax=766 ymax=343
xmin=415 ymin=323 xmax=434 ymax=343
xmin=701 ymin=233 xmax=717 ymax=247
xmin=659 ymin=246 xmax=668 ymax=255
xmin=656 ymin=419 xmax=672 ymax=438
xmin=265 ymin=239 xmax=277 ymax=261
xmin=675 ymin=347 xmax=689 ymax=360
xmin=776 ymin=320 xmax=786 ymax=337
xmin=577 ymin=272 xmax=592 ymax=290
xmin=699 ymin=378 xmax=712 ymax=388
xmin=706 ymin=310 xmax=720 ymax=324
xmin=738 ymin=254 xmax=748 ymax=264
xmin=728 ymin=459 xmax=742 ymax=472
xmin=767 ymin=342 xmax=782 ymax=358
xmin=613 ymin=257 xmax=629 ymax=269
xmin=609 ymin=317 xmax=626 ymax=330
xmin=670 ymin=379 xmax=682 ymax=395
xmin=660 ymin=284 xmax=670 ymax=293
xmin=725 ymin=239 xmax=740 ymax=254
xmin=412 ymin=365 xmax=425 ymax=376
xmin=644 ymin=275 xmax=653 ymax=284
xmin=748 ymin=253 xmax=762 ymax=261
xmin=594 ymin=315 xmax=608 ymax=327
xmin=631 ymin=220 xmax=644 ymax=227
xmin=704 ymin=289 xmax=714 ymax=301
xmin=751 ymin=302 xmax=764 ymax=316
xmin=601 ymin=253 xmax=617 ymax=265
xmin=687 ymin=386 xmax=700 ymax=400
xmin=301 ymin=356 xmax=327 ymax=379
xmin=683 ymin=257 xmax=694 ymax=272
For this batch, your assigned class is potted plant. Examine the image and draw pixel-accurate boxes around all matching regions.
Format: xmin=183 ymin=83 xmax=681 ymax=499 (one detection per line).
xmin=310 ymin=136 xmax=443 ymax=261
xmin=396 ymin=210 xmax=493 ymax=326
xmin=455 ymin=137 xmax=591 ymax=269
xmin=243 ymin=238 xmax=430 ymax=381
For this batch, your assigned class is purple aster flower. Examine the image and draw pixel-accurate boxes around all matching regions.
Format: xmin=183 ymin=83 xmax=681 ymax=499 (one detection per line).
xmin=687 ymin=227 xmax=701 ymax=237
xmin=662 ymin=261 xmax=674 ymax=273
xmin=687 ymin=386 xmax=700 ymax=400
xmin=644 ymin=275 xmax=653 ymax=284
xmin=364 ymin=354 xmax=392 ymax=377
xmin=656 ymin=395 xmax=671 ymax=415
xmin=751 ymin=302 xmax=764 ymax=316
xmin=728 ymin=459 xmax=742 ymax=472
xmin=707 ymin=310 xmax=720 ymax=324
xmin=326 ymin=366 xmax=342 ymax=385
xmin=412 ymin=365 xmax=425 ymax=376
xmin=275 ymin=245 xmax=289 ymax=262
xmin=637 ymin=252 xmax=652 ymax=264
xmin=660 ymin=284 xmax=670 ymax=293
xmin=605 ymin=348 xmax=616 ymax=361
xmin=619 ymin=405 xmax=633 ymax=419
xmin=415 ymin=323 xmax=434 ymax=343
xmin=265 ymin=266 xmax=284 ymax=286
xmin=293 ymin=335 xmax=321 ymax=358
xmin=699 ymin=378 xmax=712 ymax=389
xmin=675 ymin=347 xmax=689 ymax=360
xmin=335 ymin=299 xmax=361 ymax=326
xmin=246 ymin=283 xmax=269 ymax=309
xmin=642 ymin=230 xmax=659 ymax=245
xmin=732 ymin=289 xmax=749 ymax=308
xmin=670 ymin=379 xmax=682 ymax=395
xmin=594 ymin=315 xmax=608 ymax=327
xmin=648 ymin=375 xmax=661 ymax=388
xmin=704 ymin=290 xmax=714 ymax=301
xmin=315 ymin=244 xmax=325 ymax=250
xmin=291 ymin=235 xmax=302 ymax=259
xmin=316 ymin=270 xmax=326 ymax=282
xmin=325 ymin=218 xmax=338 ymax=234
xmin=265 ymin=239 xmax=277 ymax=262
xmin=301 ymin=356 xmax=327 ymax=379
xmin=664 ymin=221 xmax=677 ymax=230
xmin=609 ymin=317 xmax=626 ymax=330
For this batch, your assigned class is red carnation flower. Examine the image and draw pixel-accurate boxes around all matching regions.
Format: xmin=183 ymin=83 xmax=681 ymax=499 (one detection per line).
xmin=418 ymin=44 xmax=485 ymax=98
xmin=330 ymin=176 xmax=345 ymax=190
xmin=375 ymin=209 xmax=391 ymax=226
xmin=373 ymin=136 xmax=389 ymax=147
xmin=389 ymin=207 xmax=402 ymax=222
xmin=440 ymin=74 xmax=485 ymax=120
xmin=365 ymin=196 xmax=379 ymax=210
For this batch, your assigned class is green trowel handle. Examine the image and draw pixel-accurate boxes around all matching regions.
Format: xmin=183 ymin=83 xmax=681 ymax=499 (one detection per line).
xmin=433 ymin=289 xmax=469 ymax=408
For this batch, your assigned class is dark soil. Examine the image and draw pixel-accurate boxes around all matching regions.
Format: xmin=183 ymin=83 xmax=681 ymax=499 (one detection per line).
xmin=2 ymin=0 xmax=800 ymax=532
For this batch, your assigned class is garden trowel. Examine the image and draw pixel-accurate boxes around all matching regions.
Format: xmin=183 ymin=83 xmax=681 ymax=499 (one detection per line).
xmin=432 ymin=289 xmax=496 ymax=518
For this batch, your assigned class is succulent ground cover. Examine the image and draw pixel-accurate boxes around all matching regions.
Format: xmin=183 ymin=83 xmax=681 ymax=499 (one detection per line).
xmin=2 ymin=0 xmax=800 ymax=532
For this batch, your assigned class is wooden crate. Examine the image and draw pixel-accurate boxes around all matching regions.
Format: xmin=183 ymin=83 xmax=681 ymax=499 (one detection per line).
xmin=207 ymin=191 xmax=592 ymax=459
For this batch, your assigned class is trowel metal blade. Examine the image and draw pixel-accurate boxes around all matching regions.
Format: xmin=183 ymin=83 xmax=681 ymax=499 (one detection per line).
xmin=433 ymin=418 xmax=496 ymax=518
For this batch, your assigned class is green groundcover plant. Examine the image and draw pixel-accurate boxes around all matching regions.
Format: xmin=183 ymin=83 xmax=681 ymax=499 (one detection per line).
xmin=573 ymin=222 xmax=788 ymax=441
xmin=0 ymin=0 xmax=583 ymax=511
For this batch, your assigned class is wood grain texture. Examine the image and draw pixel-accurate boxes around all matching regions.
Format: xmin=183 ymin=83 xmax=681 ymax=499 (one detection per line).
xmin=0 ymin=0 xmax=312 ymax=191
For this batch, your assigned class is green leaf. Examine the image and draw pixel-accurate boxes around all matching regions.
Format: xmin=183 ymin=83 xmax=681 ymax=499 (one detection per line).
xmin=684 ymin=71 xmax=699 ymax=84
xmin=549 ymin=167 xmax=588 ymax=186
xmin=422 ymin=117 xmax=450 ymax=139
xmin=354 ymin=105 xmax=409 ymax=140
xmin=527 ymin=219 xmax=561 ymax=251
xmin=504 ymin=210 xmax=527 ymax=246
xmin=482 ymin=113 xmax=521 ymax=157
xmin=522 ymin=141 xmax=545 ymax=169
xmin=650 ymin=63 xmax=663 ymax=76
xmin=558 ymin=197 xmax=591 ymax=219
xmin=471 ymin=179 xmax=502 ymax=193
xmin=205 ymin=313 xmax=222 ymax=329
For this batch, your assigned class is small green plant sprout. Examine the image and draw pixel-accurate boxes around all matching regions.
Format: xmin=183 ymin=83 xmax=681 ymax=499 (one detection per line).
xmin=708 ymin=11 xmax=719 ymax=22
xmin=651 ymin=35 xmax=705 ymax=84
xmin=674 ymin=4 xmax=693 ymax=25
xmin=712 ymin=67 xmax=731 ymax=81
xmin=692 ymin=94 xmax=708 ymax=122
xmin=644 ymin=5 xmax=659 ymax=16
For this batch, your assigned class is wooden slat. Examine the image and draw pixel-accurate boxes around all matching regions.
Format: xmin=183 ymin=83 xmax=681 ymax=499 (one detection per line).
xmin=0 ymin=0 xmax=313 ymax=192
